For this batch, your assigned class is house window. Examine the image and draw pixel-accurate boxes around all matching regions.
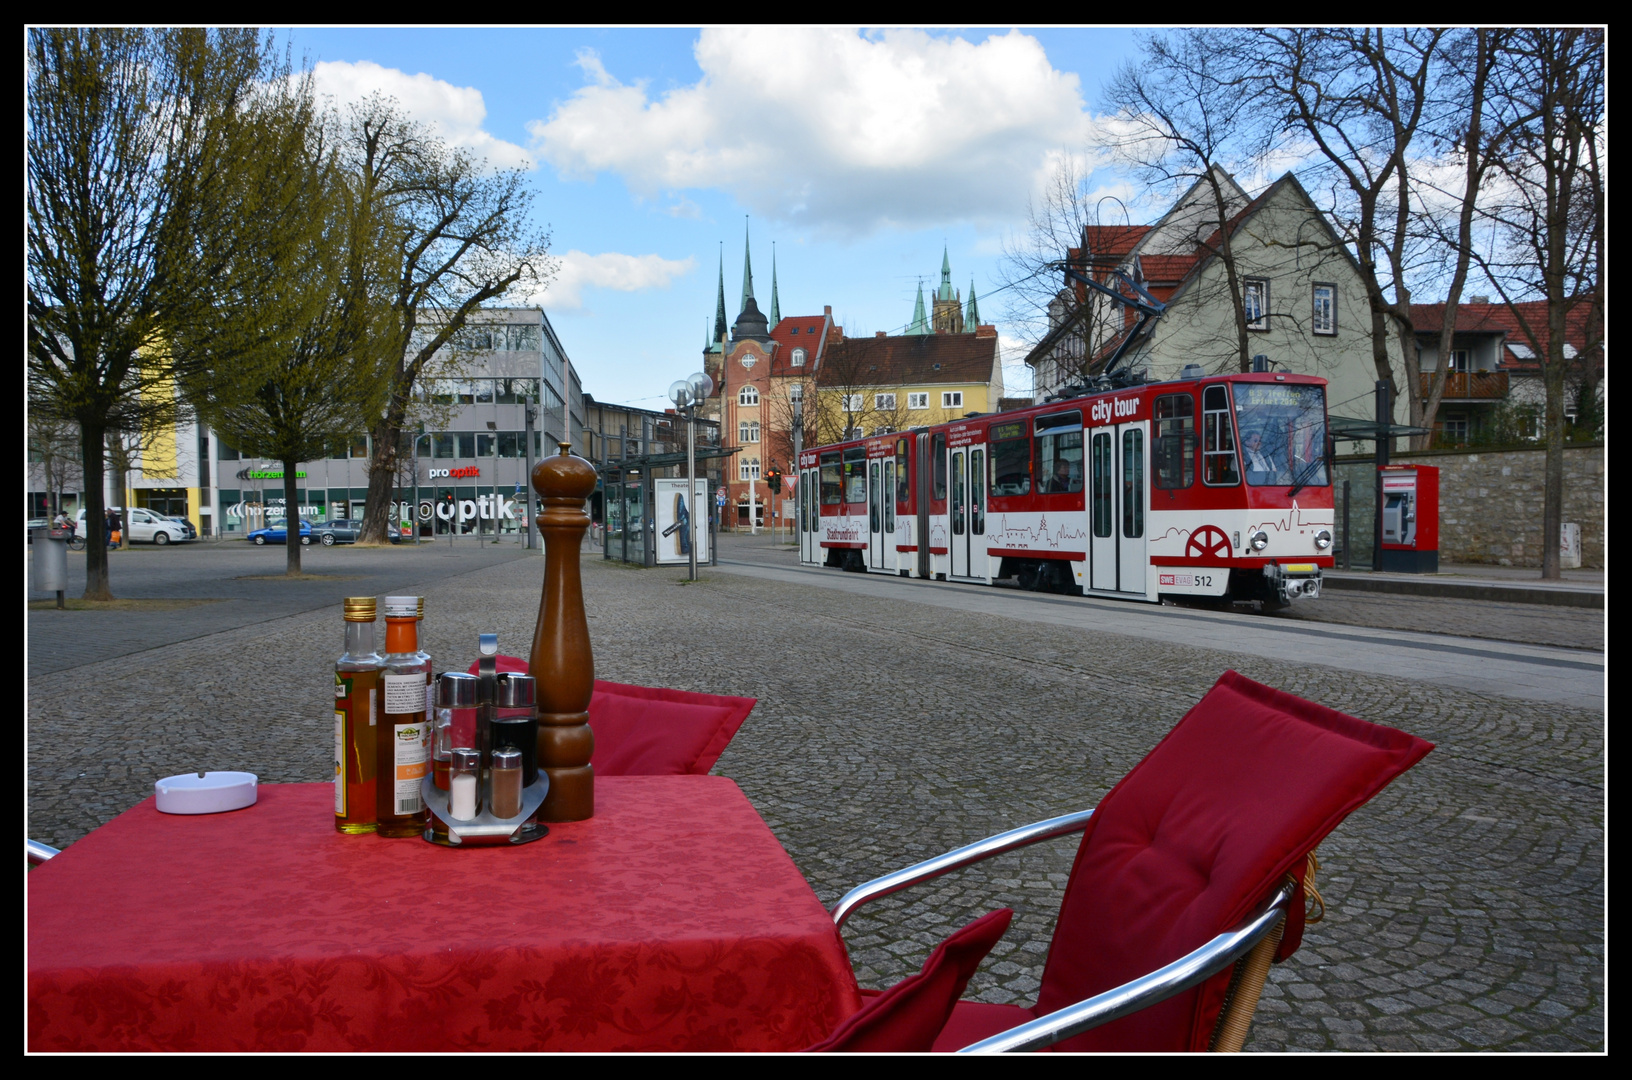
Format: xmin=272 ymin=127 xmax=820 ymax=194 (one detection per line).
xmin=875 ymin=392 xmax=897 ymax=410
xmin=738 ymin=420 xmax=760 ymax=443
xmin=1312 ymin=284 xmax=1336 ymax=335
xmin=908 ymin=392 xmax=929 ymax=410
xmin=738 ymin=386 xmax=759 ymax=406
xmin=942 ymin=391 xmax=963 ymax=409
xmin=739 ymin=457 xmax=761 ymax=480
xmin=1244 ymin=278 xmax=1269 ymax=331
xmin=842 ymin=394 xmax=864 ymax=413
xmin=1448 ymin=350 xmax=1471 ymax=373
xmin=791 ymin=348 xmax=806 ymax=366
xmin=1442 ymin=413 xmax=1468 ymax=443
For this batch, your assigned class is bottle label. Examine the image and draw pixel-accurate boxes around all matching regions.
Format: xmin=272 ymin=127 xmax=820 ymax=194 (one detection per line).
xmin=383 ymin=673 xmax=424 ymax=715
xmin=392 ymin=721 xmax=429 ymax=815
xmin=335 ymin=710 xmax=346 ymax=815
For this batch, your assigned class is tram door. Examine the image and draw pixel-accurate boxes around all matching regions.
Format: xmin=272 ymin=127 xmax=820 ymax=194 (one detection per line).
xmin=868 ymin=459 xmax=885 ymax=570
xmin=949 ymin=448 xmax=968 ymax=577
xmin=1088 ymin=423 xmax=1149 ymax=593
xmin=800 ymin=468 xmax=817 ymax=565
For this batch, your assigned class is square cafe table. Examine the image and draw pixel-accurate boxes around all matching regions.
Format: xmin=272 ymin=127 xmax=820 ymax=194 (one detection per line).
xmin=28 ymin=776 xmax=863 ymax=1052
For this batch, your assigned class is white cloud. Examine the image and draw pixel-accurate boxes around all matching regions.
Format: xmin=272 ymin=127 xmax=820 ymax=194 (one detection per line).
xmin=311 ymin=60 xmax=534 ymax=171
xmin=528 ymin=29 xmax=1092 ymax=235
xmin=534 ymin=249 xmax=697 ymax=310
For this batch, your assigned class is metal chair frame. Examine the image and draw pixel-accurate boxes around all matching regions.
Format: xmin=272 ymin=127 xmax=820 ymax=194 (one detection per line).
xmin=829 ymin=809 xmax=1294 ymax=1053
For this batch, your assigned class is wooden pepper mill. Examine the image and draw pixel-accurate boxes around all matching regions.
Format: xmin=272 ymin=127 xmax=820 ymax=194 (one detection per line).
xmin=529 ymin=441 xmax=598 ymax=821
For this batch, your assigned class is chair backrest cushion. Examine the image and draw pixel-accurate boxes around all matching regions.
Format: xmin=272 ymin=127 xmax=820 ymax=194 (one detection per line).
xmin=807 ymin=908 xmax=1013 ymax=1053
xmin=467 ymin=657 xmax=754 ymax=776
xmin=1036 ymin=670 xmax=1433 ymax=1051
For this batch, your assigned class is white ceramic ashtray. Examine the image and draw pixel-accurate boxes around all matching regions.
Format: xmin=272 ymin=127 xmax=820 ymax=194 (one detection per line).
xmin=155 ymin=771 xmax=259 ymax=815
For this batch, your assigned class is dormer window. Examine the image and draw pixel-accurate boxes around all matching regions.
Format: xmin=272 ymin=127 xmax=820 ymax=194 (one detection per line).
xmin=791 ymin=348 xmax=807 ymax=367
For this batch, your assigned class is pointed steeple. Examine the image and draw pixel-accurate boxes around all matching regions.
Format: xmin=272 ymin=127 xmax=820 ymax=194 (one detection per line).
xmin=768 ymin=242 xmax=780 ymax=331
xmin=937 ymin=246 xmax=955 ymax=302
xmin=739 ymin=218 xmax=755 ymax=319
xmin=965 ymin=279 xmax=981 ymax=331
xmin=712 ymin=243 xmax=729 ymax=346
xmin=907 ymin=280 xmax=931 ymax=335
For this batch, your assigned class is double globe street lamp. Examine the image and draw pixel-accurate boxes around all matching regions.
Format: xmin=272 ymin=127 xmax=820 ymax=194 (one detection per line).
xmin=667 ymin=371 xmax=714 ymax=581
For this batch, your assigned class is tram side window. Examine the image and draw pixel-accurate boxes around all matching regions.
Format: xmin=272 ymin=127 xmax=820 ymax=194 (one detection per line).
xmin=932 ymin=434 xmax=947 ymax=501
xmin=1122 ymin=429 xmax=1144 ymax=538
xmin=1152 ymin=394 xmax=1196 ymax=489
xmin=1203 ymin=385 xmax=1240 ymax=486
xmin=843 ymin=447 xmax=867 ymax=504
xmin=988 ymin=421 xmax=1030 ymax=497
xmin=1034 ymin=412 xmax=1084 ymax=494
xmin=895 ymin=439 xmax=911 ymax=507
xmin=820 ymin=452 xmax=842 ymax=505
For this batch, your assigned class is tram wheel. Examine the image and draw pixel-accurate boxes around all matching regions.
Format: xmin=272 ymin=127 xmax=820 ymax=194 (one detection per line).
xmin=844 ymin=551 xmax=866 ymax=573
xmin=1016 ymin=562 xmax=1041 ymax=591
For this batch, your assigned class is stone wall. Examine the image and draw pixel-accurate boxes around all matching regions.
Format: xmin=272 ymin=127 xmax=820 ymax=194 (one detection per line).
xmin=1334 ymin=444 xmax=1605 ymax=568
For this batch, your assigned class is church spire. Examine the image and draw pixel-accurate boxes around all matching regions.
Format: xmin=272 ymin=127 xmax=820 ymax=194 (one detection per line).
xmin=965 ymin=278 xmax=981 ymax=331
xmin=937 ymin=245 xmax=955 ymax=302
xmin=907 ymin=280 xmax=931 ymax=335
xmin=739 ymin=218 xmax=755 ymax=318
xmin=712 ymin=242 xmax=728 ymax=345
xmin=768 ymin=241 xmax=780 ymax=331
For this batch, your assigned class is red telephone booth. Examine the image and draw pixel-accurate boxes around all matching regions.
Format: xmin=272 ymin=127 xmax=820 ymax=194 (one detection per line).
xmin=1379 ymin=464 xmax=1439 ymax=573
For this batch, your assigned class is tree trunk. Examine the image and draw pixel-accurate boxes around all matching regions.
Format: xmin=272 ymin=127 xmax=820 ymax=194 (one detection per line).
xmin=358 ymin=415 xmax=401 ymax=545
xmin=284 ymin=460 xmax=302 ymax=575
xmin=79 ymin=422 xmax=113 ymax=601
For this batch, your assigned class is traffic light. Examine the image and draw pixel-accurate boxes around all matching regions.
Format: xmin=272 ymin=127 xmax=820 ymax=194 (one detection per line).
xmin=764 ymin=466 xmax=783 ymax=494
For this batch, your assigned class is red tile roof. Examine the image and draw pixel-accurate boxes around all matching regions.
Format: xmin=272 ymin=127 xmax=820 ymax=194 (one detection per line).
xmin=1410 ymin=299 xmax=1602 ymax=371
xmin=766 ymin=315 xmax=828 ymax=377
xmin=816 ymin=332 xmax=998 ymax=388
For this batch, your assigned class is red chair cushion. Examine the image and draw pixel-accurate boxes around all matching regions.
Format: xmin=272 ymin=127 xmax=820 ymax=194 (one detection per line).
xmin=465 ymin=657 xmax=753 ymax=776
xmin=1032 ymin=670 xmax=1433 ymax=1052
xmin=808 ymin=908 xmax=1013 ymax=1053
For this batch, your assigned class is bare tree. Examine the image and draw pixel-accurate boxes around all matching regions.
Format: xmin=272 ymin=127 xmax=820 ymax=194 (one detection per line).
xmin=344 ymin=96 xmax=555 ymax=545
xmin=1103 ymin=30 xmax=1266 ymax=373
xmin=27 ymin=414 xmax=81 ymax=517
xmin=27 ymin=28 xmax=298 ymax=598
xmin=1243 ymin=28 xmax=1445 ymax=436
xmin=1465 ymin=29 xmax=1603 ymax=579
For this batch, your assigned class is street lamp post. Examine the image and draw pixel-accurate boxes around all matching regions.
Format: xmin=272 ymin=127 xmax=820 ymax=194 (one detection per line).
xmin=790 ymin=385 xmax=803 ymax=544
xmin=668 ymin=371 xmax=714 ymax=582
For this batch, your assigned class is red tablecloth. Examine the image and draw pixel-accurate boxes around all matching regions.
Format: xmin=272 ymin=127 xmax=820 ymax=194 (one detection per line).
xmin=28 ymin=777 xmax=861 ymax=1052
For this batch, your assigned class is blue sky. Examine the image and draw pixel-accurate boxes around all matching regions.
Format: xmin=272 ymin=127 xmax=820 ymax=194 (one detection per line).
xmin=282 ymin=27 xmax=1154 ymax=408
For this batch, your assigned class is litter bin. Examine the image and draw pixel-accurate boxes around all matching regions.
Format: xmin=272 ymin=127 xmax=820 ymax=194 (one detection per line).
xmin=31 ymin=525 xmax=70 ymax=608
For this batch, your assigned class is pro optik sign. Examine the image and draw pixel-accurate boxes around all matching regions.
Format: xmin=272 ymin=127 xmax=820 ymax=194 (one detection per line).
xmin=417 ymin=492 xmax=523 ymax=527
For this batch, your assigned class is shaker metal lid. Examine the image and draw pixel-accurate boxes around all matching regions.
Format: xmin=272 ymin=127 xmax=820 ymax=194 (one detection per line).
xmin=492 ymin=747 xmax=522 ymax=768
xmin=496 ymin=673 xmax=537 ymax=707
xmin=435 ymin=671 xmax=478 ymax=707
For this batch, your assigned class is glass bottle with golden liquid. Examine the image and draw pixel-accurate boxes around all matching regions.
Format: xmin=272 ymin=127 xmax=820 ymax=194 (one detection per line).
xmin=375 ymin=596 xmax=431 ymax=838
xmin=334 ymin=597 xmax=381 ymax=834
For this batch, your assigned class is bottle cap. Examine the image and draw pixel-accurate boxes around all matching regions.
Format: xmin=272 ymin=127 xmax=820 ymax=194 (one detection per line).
xmin=342 ymin=597 xmax=376 ymax=622
xmin=492 ymin=747 xmax=522 ymax=770
xmin=417 ymin=597 xmax=425 ymax=621
xmin=436 ymin=672 xmax=478 ymax=708
xmin=496 ymin=673 xmax=536 ymax=708
xmin=382 ymin=595 xmax=418 ymax=619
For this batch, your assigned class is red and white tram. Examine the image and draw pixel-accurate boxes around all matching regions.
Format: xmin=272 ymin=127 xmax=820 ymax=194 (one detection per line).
xmin=797 ymin=369 xmax=1335 ymax=607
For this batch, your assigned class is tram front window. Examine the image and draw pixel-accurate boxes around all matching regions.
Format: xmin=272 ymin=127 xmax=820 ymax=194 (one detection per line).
xmin=1234 ymin=384 xmax=1329 ymax=487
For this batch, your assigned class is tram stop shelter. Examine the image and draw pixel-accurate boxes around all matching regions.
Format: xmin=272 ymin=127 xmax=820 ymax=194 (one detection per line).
xmin=599 ymin=447 xmax=738 ymax=567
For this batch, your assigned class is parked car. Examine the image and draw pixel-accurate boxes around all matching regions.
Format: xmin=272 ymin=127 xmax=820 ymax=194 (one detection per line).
xmin=74 ymin=507 xmax=191 ymax=545
xmin=247 ymin=518 xmax=313 ymax=546
xmin=312 ymin=519 xmax=362 ymax=546
xmin=164 ymin=516 xmax=198 ymax=540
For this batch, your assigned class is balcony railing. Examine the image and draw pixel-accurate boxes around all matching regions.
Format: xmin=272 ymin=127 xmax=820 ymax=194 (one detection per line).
xmin=1421 ymin=371 xmax=1509 ymax=400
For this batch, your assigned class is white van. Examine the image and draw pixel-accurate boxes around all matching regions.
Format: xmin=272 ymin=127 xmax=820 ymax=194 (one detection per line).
xmin=75 ymin=507 xmax=191 ymax=546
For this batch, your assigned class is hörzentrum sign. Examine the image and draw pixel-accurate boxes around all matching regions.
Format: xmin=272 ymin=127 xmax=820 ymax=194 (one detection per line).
xmin=237 ymin=469 xmax=308 ymax=480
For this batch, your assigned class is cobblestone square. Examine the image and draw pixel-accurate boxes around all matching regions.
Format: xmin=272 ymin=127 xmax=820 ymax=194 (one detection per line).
xmin=26 ymin=537 xmax=1605 ymax=1052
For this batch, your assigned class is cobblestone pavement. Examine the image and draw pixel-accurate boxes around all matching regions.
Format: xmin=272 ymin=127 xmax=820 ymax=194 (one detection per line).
xmin=1266 ymin=589 xmax=1603 ymax=651
xmin=26 ymin=540 xmax=1604 ymax=1052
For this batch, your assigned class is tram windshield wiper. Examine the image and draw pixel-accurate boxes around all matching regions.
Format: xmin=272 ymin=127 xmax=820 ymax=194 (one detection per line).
xmin=1287 ymin=457 xmax=1324 ymax=498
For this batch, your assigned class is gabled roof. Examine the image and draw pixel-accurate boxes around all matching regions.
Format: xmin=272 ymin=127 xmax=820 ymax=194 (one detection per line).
xmin=765 ymin=315 xmax=827 ymax=377
xmin=817 ymin=331 xmax=997 ymax=388
xmin=1078 ymin=224 xmax=1150 ymax=266
xmin=1410 ymin=299 xmax=1602 ymax=372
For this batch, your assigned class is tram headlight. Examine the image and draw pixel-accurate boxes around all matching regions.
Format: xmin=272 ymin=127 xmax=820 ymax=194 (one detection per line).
xmin=1314 ymin=529 xmax=1333 ymax=550
xmin=1249 ymin=530 xmax=1269 ymax=552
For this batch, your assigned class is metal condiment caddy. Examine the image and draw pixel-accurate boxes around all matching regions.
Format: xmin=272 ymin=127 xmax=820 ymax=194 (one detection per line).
xmin=421 ymin=633 xmax=549 ymax=847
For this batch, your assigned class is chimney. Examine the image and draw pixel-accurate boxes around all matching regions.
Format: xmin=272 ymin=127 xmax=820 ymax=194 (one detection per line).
xmin=975 ymin=324 xmax=997 ymax=338
xmin=824 ymin=305 xmax=832 ymax=318
xmin=1469 ymin=295 xmax=1490 ymax=305
xmin=876 ymin=330 xmax=887 ymax=338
